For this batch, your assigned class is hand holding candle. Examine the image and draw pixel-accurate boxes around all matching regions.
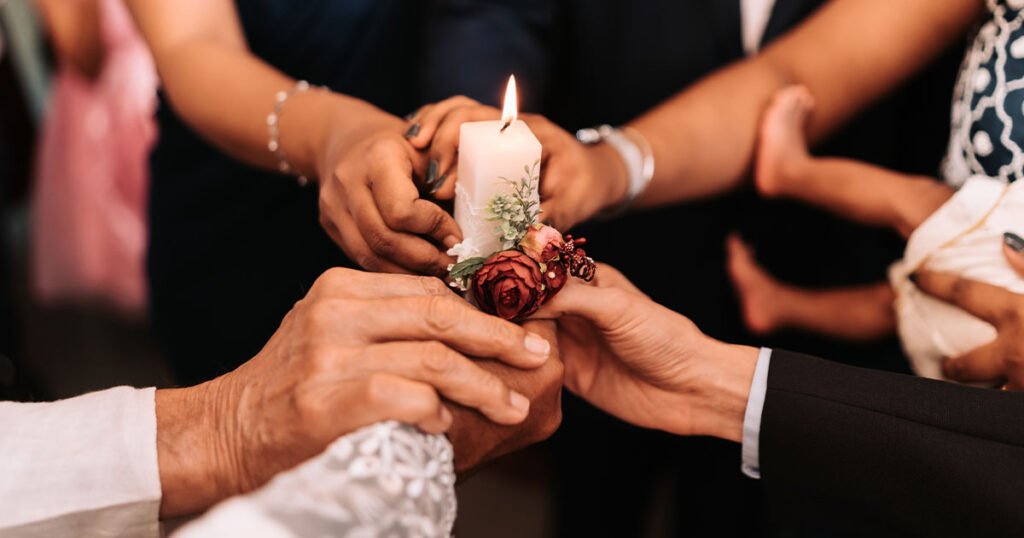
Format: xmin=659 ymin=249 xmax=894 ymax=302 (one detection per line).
xmin=440 ymin=76 xmax=597 ymax=320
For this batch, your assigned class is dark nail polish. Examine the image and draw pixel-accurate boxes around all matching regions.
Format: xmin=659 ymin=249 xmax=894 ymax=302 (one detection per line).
xmin=430 ymin=173 xmax=448 ymax=195
xmin=426 ymin=159 xmax=439 ymax=185
xmin=405 ymin=123 xmax=421 ymax=138
xmin=404 ymin=111 xmax=417 ymax=121
xmin=1005 ymin=232 xmax=1024 ymax=253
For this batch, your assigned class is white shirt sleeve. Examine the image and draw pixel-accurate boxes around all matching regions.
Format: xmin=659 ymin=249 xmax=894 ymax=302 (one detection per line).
xmin=741 ymin=348 xmax=773 ymax=479
xmin=174 ymin=421 xmax=457 ymax=538
xmin=740 ymin=0 xmax=778 ymax=55
xmin=0 ymin=386 xmax=162 ymax=537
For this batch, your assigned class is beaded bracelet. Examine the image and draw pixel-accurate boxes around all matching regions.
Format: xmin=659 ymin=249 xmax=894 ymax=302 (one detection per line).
xmin=267 ymin=80 xmax=320 ymax=186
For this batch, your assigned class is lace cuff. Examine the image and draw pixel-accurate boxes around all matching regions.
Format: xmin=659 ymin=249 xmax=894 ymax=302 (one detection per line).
xmin=176 ymin=422 xmax=457 ymax=537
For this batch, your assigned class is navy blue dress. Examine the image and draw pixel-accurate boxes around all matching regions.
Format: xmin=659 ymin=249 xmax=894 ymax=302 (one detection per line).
xmin=148 ymin=1 xmax=424 ymax=384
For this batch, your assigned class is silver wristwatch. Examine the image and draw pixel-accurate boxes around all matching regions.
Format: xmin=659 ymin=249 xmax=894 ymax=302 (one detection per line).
xmin=576 ymin=124 xmax=655 ymax=215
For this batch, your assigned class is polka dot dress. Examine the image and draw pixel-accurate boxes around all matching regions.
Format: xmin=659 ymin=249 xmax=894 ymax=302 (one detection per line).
xmin=944 ymin=0 xmax=1024 ymax=186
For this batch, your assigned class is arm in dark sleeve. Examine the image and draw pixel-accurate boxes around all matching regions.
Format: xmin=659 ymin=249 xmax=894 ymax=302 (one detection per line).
xmin=761 ymin=350 xmax=1024 ymax=537
xmin=422 ymin=0 xmax=554 ymax=109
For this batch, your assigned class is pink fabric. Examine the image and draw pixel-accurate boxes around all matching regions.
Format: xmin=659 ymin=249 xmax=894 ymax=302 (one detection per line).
xmin=31 ymin=0 xmax=157 ymax=314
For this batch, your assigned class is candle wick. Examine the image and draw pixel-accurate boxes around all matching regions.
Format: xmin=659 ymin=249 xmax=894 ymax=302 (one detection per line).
xmin=500 ymin=121 xmax=512 ymax=133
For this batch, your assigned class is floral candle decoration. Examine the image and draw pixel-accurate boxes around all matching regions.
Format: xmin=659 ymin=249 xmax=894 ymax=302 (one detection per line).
xmin=447 ymin=76 xmax=596 ymax=320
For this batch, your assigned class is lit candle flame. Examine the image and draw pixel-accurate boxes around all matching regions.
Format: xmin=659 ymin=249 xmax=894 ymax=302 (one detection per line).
xmin=500 ymin=75 xmax=517 ymax=133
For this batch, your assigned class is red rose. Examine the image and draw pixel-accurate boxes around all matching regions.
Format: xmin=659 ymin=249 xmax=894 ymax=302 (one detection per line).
xmin=543 ymin=260 xmax=568 ymax=299
xmin=519 ymin=224 xmax=565 ymax=263
xmin=472 ymin=250 xmax=546 ymax=320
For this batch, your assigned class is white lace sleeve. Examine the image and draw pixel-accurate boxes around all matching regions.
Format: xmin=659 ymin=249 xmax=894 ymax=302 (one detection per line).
xmin=173 ymin=422 xmax=457 ymax=538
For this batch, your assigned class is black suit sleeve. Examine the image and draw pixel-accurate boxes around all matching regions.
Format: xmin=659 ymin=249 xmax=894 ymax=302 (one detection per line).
xmin=760 ymin=349 xmax=1024 ymax=537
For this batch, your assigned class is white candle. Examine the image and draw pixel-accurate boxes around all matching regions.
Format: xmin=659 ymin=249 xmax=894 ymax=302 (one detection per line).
xmin=451 ymin=76 xmax=542 ymax=262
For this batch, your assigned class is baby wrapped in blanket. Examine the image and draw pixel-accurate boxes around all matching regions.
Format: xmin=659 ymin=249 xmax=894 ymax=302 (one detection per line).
xmin=726 ymin=85 xmax=1024 ymax=382
xmin=890 ymin=177 xmax=1024 ymax=379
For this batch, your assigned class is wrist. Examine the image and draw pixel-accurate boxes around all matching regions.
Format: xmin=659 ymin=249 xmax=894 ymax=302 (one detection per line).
xmin=313 ymin=96 xmax=402 ymax=180
xmin=155 ymin=377 xmax=242 ymax=518
xmin=687 ymin=339 xmax=759 ymax=443
xmin=586 ymin=143 xmax=630 ymax=212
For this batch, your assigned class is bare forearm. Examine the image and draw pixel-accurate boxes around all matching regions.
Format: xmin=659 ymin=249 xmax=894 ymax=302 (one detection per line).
xmin=127 ymin=0 xmax=400 ymax=180
xmin=627 ymin=0 xmax=981 ymax=208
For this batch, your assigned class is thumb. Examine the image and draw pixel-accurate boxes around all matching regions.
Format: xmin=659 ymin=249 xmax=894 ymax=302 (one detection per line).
xmin=1004 ymin=232 xmax=1024 ymax=277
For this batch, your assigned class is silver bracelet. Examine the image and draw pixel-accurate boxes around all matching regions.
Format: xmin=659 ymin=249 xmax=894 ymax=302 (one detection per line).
xmin=576 ymin=124 xmax=655 ymax=216
xmin=267 ymin=80 xmax=320 ymax=186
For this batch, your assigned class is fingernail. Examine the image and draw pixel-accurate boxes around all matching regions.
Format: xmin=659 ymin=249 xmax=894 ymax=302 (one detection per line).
xmin=404 ymin=110 xmax=418 ymax=121
xmin=405 ymin=123 xmax=421 ymax=138
xmin=430 ymin=173 xmax=448 ymax=195
xmin=509 ymin=391 xmax=530 ymax=414
xmin=440 ymin=406 xmax=453 ymax=424
xmin=1005 ymin=232 xmax=1024 ymax=253
xmin=426 ymin=159 xmax=439 ymax=185
xmin=443 ymin=235 xmax=459 ymax=249
xmin=524 ymin=332 xmax=551 ymax=358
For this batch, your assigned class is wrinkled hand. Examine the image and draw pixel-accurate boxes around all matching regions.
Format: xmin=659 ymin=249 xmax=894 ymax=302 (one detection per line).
xmin=445 ymin=320 xmax=564 ymax=475
xmin=317 ymin=116 xmax=461 ymax=275
xmin=915 ymin=241 xmax=1024 ymax=389
xmin=406 ymin=96 xmax=628 ymax=230
xmin=157 ymin=269 xmax=551 ymax=517
xmin=534 ymin=264 xmax=756 ymax=441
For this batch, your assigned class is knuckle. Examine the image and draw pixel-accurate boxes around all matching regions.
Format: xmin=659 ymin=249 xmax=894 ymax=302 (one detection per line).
xmin=424 ymin=296 xmax=462 ymax=332
xmin=308 ymin=346 xmax=336 ymax=373
xmin=423 ymin=206 xmax=447 ymax=234
xmin=318 ymin=267 xmax=352 ymax=289
xmin=450 ymin=95 xmax=477 ymax=107
xmin=491 ymin=321 xmax=522 ymax=348
xmin=366 ymin=138 xmax=398 ymax=160
xmin=365 ymin=374 xmax=397 ymax=405
xmin=294 ymin=391 xmax=328 ymax=425
xmin=357 ymin=255 xmax=381 ymax=272
xmin=420 ymin=342 xmax=456 ymax=375
xmin=387 ymin=203 xmax=416 ymax=229
xmin=304 ymin=299 xmax=334 ymax=331
xmin=366 ymin=230 xmax=398 ymax=257
xmin=417 ymin=276 xmax=450 ymax=296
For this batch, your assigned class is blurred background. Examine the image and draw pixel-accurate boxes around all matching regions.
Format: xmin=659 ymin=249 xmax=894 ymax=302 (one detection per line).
xmin=0 ymin=2 xmax=561 ymax=535
xmin=0 ymin=1 xmax=962 ymax=536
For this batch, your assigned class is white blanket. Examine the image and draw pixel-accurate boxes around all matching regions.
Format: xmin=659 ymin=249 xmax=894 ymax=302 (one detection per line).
xmin=890 ymin=176 xmax=1024 ymax=380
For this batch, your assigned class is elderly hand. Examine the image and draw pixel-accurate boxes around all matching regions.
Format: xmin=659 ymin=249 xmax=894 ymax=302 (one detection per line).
xmin=406 ymin=97 xmax=628 ymax=230
xmin=316 ymin=114 xmax=461 ymax=275
xmin=155 ymin=268 xmax=552 ymax=518
xmin=915 ymin=238 xmax=1024 ymax=389
xmin=535 ymin=264 xmax=758 ymax=442
xmin=445 ymin=320 xmax=564 ymax=475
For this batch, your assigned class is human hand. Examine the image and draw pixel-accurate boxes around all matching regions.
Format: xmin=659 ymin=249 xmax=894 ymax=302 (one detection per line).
xmin=445 ymin=320 xmax=564 ymax=475
xmin=317 ymin=115 xmax=461 ymax=275
xmin=534 ymin=264 xmax=758 ymax=442
xmin=915 ymin=265 xmax=1024 ymax=390
xmin=406 ymin=97 xmax=628 ymax=230
xmin=156 ymin=268 xmax=552 ymax=517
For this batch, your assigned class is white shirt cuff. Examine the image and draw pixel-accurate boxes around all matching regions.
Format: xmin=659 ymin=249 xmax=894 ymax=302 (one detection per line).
xmin=0 ymin=386 xmax=162 ymax=537
xmin=741 ymin=347 xmax=772 ymax=479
